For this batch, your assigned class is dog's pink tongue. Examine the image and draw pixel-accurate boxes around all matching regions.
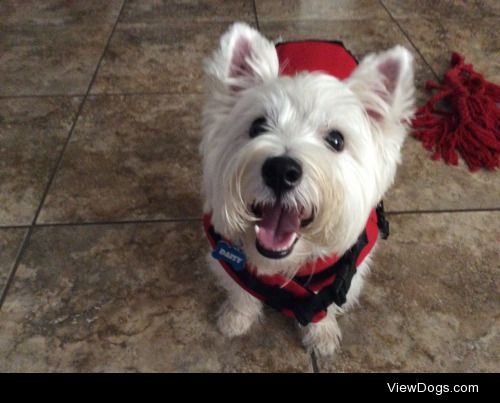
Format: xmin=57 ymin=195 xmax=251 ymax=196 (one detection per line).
xmin=256 ymin=203 xmax=300 ymax=251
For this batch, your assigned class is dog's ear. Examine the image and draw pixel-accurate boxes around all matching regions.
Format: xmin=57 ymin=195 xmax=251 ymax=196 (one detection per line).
xmin=204 ymin=22 xmax=279 ymax=93
xmin=348 ymin=46 xmax=415 ymax=126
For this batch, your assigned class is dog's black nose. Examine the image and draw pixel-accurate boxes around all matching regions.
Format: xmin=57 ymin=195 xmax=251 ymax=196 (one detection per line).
xmin=262 ymin=156 xmax=302 ymax=196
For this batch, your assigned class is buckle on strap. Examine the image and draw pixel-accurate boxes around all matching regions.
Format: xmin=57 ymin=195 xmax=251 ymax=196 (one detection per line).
xmin=290 ymin=260 xmax=358 ymax=326
xmin=376 ymin=201 xmax=389 ymax=240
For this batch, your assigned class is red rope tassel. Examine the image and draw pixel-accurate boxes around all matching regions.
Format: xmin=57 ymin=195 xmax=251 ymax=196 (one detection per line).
xmin=412 ymin=52 xmax=500 ymax=171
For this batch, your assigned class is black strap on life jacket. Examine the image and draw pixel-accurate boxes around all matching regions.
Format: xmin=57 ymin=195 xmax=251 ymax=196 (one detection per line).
xmin=376 ymin=201 xmax=390 ymax=240
xmin=208 ymin=202 xmax=389 ymax=326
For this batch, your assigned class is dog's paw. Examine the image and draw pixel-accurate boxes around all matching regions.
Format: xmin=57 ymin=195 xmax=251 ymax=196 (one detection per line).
xmin=217 ymin=300 xmax=257 ymax=338
xmin=301 ymin=316 xmax=342 ymax=357
xmin=306 ymin=335 xmax=340 ymax=357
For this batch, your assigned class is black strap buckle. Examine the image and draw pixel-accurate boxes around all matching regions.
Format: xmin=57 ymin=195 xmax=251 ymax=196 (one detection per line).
xmin=376 ymin=201 xmax=390 ymax=240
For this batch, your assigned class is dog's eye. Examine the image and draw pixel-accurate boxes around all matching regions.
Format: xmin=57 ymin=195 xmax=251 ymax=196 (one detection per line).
xmin=249 ymin=117 xmax=267 ymax=138
xmin=325 ymin=130 xmax=344 ymax=152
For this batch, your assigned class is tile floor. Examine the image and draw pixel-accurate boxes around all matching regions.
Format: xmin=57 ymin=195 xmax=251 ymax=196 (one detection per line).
xmin=0 ymin=0 xmax=498 ymax=372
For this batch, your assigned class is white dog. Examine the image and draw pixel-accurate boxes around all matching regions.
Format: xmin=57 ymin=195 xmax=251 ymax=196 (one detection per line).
xmin=200 ymin=22 xmax=414 ymax=356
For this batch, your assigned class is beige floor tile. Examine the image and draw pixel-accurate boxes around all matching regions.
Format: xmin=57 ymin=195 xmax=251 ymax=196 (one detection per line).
xmin=0 ymin=97 xmax=81 ymax=225
xmin=381 ymin=0 xmax=482 ymax=18
xmin=386 ymin=136 xmax=500 ymax=211
xmin=0 ymin=229 xmax=26 ymax=292
xmin=396 ymin=17 xmax=499 ymax=83
xmin=256 ymin=0 xmax=387 ymax=21
xmin=121 ymin=0 xmax=255 ymax=23
xmin=0 ymin=1 xmax=123 ymax=96
xmin=0 ymin=222 xmax=312 ymax=372
xmin=91 ymin=20 xmax=255 ymax=94
xmin=317 ymin=212 xmax=500 ymax=372
xmin=37 ymin=95 xmax=203 ymax=223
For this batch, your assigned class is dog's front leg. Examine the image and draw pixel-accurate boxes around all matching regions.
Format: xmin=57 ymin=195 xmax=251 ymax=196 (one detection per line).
xmin=217 ymin=289 xmax=263 ymax=337
xmin=301 ymin=308 xmax=342 ymax=357
xmin=208 ymin=256 xmax=263 ymax=337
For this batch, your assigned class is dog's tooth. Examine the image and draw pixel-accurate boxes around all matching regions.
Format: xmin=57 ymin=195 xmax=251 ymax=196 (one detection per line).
xmin=284 ymin=233 xmax=297 ymax=249
xmin=254 ymin=225 xmax=260 ymax=235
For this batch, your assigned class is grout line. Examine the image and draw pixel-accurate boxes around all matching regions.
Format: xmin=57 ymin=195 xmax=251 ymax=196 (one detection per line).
xmin=1 ymin=208 xmax=498 ymax=231
xmin=378 ymin=0 xmax=441 ymax=82
xmin=31 ymin=0 xmax=128 ymax=228
xmin=310 ymin=351 xmax=320 ymax=373
xmin=252 ymin=0 xmax=260 ymax=30
xmin=0 ymin=224 xmax=31 ymax=230
xmin=0 ymin=91 xmax=202 ymax=100
xmin=0 ymin=94 xmax=86 ymax=100
xmin=386 ymin=207 xmax=500 ymax=216
xmin=0 ymin=229 xmax=32 ymax=307
xmin=32 ymin=217 xmax=202 ymax=228
xmin=0 ymin=0 xmax=128 ymax=310
xmin=87 ymin=91 xmax=201 ymax=97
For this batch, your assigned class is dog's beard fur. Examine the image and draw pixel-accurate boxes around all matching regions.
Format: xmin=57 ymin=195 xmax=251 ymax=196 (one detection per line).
xmin=201 ymin=23 xmax=414 ymax=279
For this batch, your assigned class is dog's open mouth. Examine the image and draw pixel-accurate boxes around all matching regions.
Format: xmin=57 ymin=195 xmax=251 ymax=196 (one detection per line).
xmin=251 ymin=202 xmax=314 ymax=259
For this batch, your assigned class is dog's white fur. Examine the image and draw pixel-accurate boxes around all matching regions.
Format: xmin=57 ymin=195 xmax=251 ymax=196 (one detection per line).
xmin=200 ymin=23 xmax=415 ymax=356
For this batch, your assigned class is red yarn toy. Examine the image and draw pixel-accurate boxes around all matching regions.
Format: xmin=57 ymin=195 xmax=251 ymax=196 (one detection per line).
xmin=412 ymin=53 xmax=500 ymax=171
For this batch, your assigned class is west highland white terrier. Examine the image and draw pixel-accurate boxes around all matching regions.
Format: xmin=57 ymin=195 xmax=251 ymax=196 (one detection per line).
xmin=200 ymin=22 xmax=415 ymax=356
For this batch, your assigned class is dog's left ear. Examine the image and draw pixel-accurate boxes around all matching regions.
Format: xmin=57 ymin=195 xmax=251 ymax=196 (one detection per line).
xmin=204 ymin=22 xmax=279 ymax=93
xmin=348 ymin=46 xmax=415 ymax=127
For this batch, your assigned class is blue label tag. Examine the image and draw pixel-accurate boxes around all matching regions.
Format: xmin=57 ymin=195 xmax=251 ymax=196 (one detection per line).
xmin=212 ymin=241 xmax=246 ymax=271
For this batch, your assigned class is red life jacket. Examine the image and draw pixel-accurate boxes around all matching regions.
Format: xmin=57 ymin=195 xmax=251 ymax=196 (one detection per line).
xmin=204 ymin=204 xmax=388 ymax=326
xmin=204 ymin=41 xmax=389 ymax=326
xmin=276 ymin=40 xmax=358 ymax=79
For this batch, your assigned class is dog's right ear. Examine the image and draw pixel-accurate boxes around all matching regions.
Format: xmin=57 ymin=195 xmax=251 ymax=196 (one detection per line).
xmin=204 ymin=22 xmax=279 ymax=93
